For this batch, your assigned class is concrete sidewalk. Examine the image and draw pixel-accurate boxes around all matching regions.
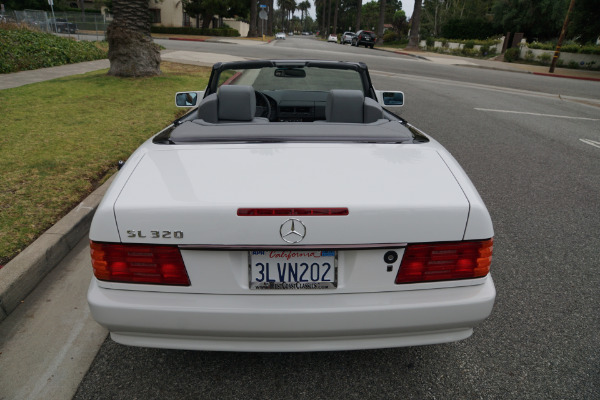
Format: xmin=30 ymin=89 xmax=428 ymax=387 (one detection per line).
xmin=380 ymin=47 xmax=600 ymax=82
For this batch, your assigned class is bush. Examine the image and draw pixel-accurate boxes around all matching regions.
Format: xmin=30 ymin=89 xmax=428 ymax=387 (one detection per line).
xmin=524 ymin=50 xmax=535 ymax=62
xmin=537 ymin=52 xmax=552 ymax=65
xmin=151 ymin=26 xmax=240 ymax=37
xmin=425 ymin=37 xmax=434 ymax=48
xmin=0 ymin=25 xmax=106 ymax=74
xmin=441 ymin=18 xmax=498 ymax=40
xmin=463 ymin=40 xmax=475 ymax=50
xmin=479 ymin=44 xmax=490 ymax=56
xmin=503 ymin=47 xmax=520 ymax=62
xmin=383 ymin=31 xmax=397 ymax=42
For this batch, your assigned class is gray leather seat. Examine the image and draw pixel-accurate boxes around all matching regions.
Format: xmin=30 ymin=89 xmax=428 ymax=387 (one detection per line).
xmin=196 ymin=85 xmax=268 ymax=124
xmin=325 ymin=89 xmax=385 ymax=123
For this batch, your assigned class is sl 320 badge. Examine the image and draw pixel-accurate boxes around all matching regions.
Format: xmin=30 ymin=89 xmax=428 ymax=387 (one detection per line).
xmin=127 ymin=230 xmax=184 ymax=239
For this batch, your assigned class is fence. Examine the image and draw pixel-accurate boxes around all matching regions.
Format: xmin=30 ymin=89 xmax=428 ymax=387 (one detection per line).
xmin=1 ymin=9 xmax=111 ymax=40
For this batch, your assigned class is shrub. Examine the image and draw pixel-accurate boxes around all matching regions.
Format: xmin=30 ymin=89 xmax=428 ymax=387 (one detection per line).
xmin=568 ymin=60 xmax=579 ymax=69
xmin=537 ymin=52 xmax=552 ymax=65
xmin=503 ymin=47 xmax=520 ymax=62
xmin=524 ymin=50 xmax=535 ymax=62
xmin=0 ymin=25 xmax=106 ymax=74
xmin=463 ymin=40 xmax=475 ymax=50
xmin=479 ymin=44 xmax=490 ymax=57
xmin=383 ymin=31 xmax=397 ymax=42
xmin=151 ymin=26 xmax=240 ymax=37
xmin=425 ymin=37 xmax=434 ymax=48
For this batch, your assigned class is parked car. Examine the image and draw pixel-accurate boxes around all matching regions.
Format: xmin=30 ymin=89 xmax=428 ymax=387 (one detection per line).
xmin=275 ymin=32 xmax=286 ymax=40
xmin=327 ymin=33 xmax=338 ymax=43
xmin=341 ymin=31 xmax=356 ymax=44
xmin=352 ymin=30 xmax=376 ymax=48
xmin=88 ymin=59 xmax=495 ymax=352
xmin=50 ymin=18 xmax=77 ymax=34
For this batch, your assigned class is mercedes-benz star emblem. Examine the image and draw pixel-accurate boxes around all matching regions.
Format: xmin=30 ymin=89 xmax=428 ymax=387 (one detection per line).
xmin=280 ymin=219 xmax=307 ymax=243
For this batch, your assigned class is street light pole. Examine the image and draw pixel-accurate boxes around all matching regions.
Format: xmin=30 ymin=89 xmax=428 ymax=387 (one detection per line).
xmin=549 ymin=0 xmax=576 ymax=73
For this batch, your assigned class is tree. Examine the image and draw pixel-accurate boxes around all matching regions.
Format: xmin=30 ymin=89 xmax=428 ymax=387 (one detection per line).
xmin=356 ymin=0 xmax=363 ymax=30
xmin=406 ymin=0 xmax=422 ymax=49
xmin=249 ymin=0 xmax=258 ymax=36
xmin=392 ymin=9 xmax=408 ymax=36
xmin=107 ymin=0 xmax=160 ymax=77
xmin=376 ymin=0 xmax=386 ymax=43
xmin=568 ymin=0 xmax=600 ymax=43
xmin=332 ymin=0 xmax=340 ymax=34
xmin=492 ymin=0 xmax=570 ymax=42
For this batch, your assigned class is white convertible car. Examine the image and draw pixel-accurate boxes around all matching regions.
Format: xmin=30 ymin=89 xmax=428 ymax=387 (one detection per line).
xmin=88 ymin=60 xmax=495 ymax=352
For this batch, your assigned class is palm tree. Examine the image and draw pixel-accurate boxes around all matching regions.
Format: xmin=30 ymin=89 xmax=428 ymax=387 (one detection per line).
xmin=249 ymin=0 xmax=258 ymax=37
xmin=406 ymin=0 xmax=422 ymax=49
xmin=107 ymin=0 xmax=160 ymax=77
xmin=298 ymin=0 xmax=310 ymax=31
xmin=332 ymin=0 xmax=339 ymax=34
xmin=376 ymin=0 xmax=385 ymax=44
xmin=355 ymin=0 xmax=362 ymax=31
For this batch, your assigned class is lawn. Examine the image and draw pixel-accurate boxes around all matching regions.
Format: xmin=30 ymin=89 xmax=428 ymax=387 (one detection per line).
xmin=0 ymin=62 xmax=211 ymax=266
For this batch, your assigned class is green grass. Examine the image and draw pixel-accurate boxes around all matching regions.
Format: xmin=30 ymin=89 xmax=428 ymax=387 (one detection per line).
xmin=0 ymin=62 xmax=211 ymax=266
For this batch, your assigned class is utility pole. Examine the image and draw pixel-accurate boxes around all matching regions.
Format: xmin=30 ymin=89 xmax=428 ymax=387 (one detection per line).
xmin=549 ymin=0 xmax=576 ymax=73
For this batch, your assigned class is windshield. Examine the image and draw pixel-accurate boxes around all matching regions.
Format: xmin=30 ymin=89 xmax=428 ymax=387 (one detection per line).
xmin=217 ymin=66 xmax=364 ymax=93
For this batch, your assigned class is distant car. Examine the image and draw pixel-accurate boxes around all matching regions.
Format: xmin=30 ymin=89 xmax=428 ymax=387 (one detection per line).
xmin=327 ymin=34 xmax=338 ymax=43
xmin=288 ymin=31 xmax=294 ymax=36
xmin=87 ymin=59 xmax=496 ymax=352
xmin=50 ymin=18 xmax=77 ymax=34
xmin=352 ymin=30 xmax=376 ymax=48
xmin=302 ymin=32 xmax=310 ymax=36
xmin=275 ymin=32 xmax=286 ymax=40
xmin=341 ymin=31 xmax=356 ymax=44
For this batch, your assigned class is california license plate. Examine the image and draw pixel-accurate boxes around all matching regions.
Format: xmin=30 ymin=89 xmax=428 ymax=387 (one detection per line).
xmin=249 ymin=250 xmax=337 ymax=289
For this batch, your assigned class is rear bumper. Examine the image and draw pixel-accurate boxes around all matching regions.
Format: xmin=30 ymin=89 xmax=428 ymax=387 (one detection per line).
xmin=88 ymin=276 xmax=495 ymax=352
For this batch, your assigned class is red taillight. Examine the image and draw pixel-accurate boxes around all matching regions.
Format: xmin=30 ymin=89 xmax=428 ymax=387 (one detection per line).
xmin=90 ymin=241 xmax=190 ymax=286
xmin=395 ymin=239 xmax=493 ymax=284
xmin=237 ymin=208 xmax=349 ymax=216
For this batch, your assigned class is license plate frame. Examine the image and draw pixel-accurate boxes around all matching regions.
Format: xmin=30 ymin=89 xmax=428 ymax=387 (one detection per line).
xmin=248 ymin=250 xmax=338 ymax=290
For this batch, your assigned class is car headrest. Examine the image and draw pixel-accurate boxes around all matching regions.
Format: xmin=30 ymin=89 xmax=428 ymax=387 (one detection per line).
xmin=217 ymin=85 xmax=257 ymax=121
xmin=326 ymin=89 xmax=365 ymax=123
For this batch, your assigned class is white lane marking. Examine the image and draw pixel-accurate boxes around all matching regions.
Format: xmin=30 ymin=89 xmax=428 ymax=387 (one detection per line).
xmin=474 ymin=108 xmax=600 ymax=121
xmin=580 ymin=139 xmax=600 ymax=148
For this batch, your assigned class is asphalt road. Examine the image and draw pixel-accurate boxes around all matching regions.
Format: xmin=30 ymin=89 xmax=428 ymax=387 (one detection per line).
xmin=71 ymin=36 xmax=600 ymax=399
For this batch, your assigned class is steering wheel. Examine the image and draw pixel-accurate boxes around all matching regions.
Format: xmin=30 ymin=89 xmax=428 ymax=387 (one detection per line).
xmin=255 ymin=90 xmax=272 ymax=120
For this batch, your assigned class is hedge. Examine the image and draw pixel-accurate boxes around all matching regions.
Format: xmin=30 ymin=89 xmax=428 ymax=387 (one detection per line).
xmin=151 ymin=26 xmax=240 ymax=37
xmin=0 ymin=25 xmax=107 ymax=74
xmin=528 ymin=41 xmax=600 ymax=55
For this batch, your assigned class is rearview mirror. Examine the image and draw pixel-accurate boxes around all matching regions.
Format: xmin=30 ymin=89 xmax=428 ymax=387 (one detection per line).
xmin=381 ymin=91 xmax=404 ymax=106
xmin=175 ymin=91 xmax=204 ymax=107
xmin=274 ymin=68 xmax=306 ymax=78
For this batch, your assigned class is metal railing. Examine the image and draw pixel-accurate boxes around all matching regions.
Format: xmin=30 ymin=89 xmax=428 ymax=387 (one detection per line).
xmin=1 ymin=9 xmax=111 ymax=41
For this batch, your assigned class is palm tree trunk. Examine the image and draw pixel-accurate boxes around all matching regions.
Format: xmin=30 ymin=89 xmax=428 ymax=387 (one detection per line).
xmin=406 ymin=0 xmax=422 ymax=50
xmin=107 ymin=0 xmax=160 ymax=77
xmin=376 ymin=0 xmax=385 ymax=44
xmin=355 ymin=0 xmax=362 ymax=31
xmin=332 ymin=0 xmax=339 ymax=34
xmin=326 ymin=0 xmax=332 ymax=36
xmin=268 ymin=0 xmax=274 ymax=35
xmin=249 ymin=0 xmax=258 ymax=36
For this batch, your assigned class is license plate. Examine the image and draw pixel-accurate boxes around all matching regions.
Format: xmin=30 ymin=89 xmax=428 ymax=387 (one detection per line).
xmin=249 ymin=250 xmax=337 ymax=289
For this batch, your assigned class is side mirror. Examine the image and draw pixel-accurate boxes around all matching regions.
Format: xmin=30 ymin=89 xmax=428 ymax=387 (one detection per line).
xmin=175 ymin=91 xmax=204 ymax=107
xmin=381 ymin=91 xmax=404 ymax=106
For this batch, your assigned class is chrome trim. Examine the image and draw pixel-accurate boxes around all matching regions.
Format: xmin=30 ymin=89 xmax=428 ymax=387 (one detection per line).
xmin=179 ymin=243 xmax=408 ymax=250
xmin=280 ymin=218 xmax=306 ymax=243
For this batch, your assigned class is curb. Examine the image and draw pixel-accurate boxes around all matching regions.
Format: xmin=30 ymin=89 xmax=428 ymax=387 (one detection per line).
xmin=168 ymin=37 xmax=207 ymax=42
xmin=0 ymin=175 xmax=114 ymax=322
xmin=532 ymin=72 xmax=600 ymax=82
